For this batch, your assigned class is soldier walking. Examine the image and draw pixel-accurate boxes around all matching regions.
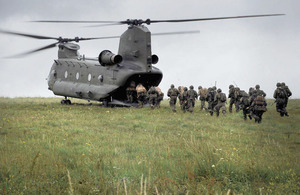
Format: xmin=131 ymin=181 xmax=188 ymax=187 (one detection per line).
xmin=198 ymin=86 xmax=208 ymax=110
xmin=187 ymin=85 xmax=198 ymax=113
xmin=126 ymin=81 xmax=137 ymax=103
xmin=250 ymin=92 xmax=267 ymax=123
xmin=181 ymin=87 xmax=188 ymax=113
xmin=273 ymin=83 xmax=289 ymax=116
xmin=167 ymin=84 xmax=179 ymax=112
xmin=214 ymin=88 xmax=227 ymax=117
xmin=281 ymin=82 xmax=292 ymax=111
xmin=155 ymin=86 xmax=164 ymax=108
xmin=239 ymin=90 xmax=252 ymax=120
xmin=206 ymin=87 xmax=217 ymax=116
xmin=147 ymin=86 xmax=159 ymax=109
xmin=136 ymin=84 xmax=147 ymax=108
xmin=228 ymin=85 xmax=236 ymax=113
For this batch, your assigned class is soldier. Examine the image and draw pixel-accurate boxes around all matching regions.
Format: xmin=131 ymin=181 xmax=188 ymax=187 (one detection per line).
xmin=126 ymin=81 xmax=137 ymax=103
xmin=228 ymin=84 xmax=236 ymax=113
xmin=250 ymin=93 xmax=267 ymax=123
xmin=167 ymin=84 xmax=180 ymax=112
xmin=206 ymin=87 xmax=217 ymax=116
xmin=273 ymin=83 xmax=288 ymax=116
xmin=239 ymin=90 xmax=252 ymax=120
xmin=214 ymin=88 xmax=227 ymax=117
xmin=181 ymin=87 xmax=189 ymax=113
xmin=248 ymin=87 xmax=254 ymax=96
xmin=147 ymin=86 xmax=159 ymax=109
xmin=155 ymin=86 xmax=164 ymax=108
xmin=281 ymin=82 xmax=292 ymax=109
xmin=234 ymin=87 xmax=242 ymax=112
xmin=136 ymin=84 xmax=147 ymax=108
xmin=178 ymin=86 xmax=184 ymax=108
xmin=187 ymin=85 xmax=198 ymax=113
xmin=255 ymin=84 xmax=266 ymax=97
xmin=198 ymin=86 xmax=208 ymax=110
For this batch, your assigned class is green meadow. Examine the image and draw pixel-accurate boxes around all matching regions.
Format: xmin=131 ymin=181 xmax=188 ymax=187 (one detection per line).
xmin=0 ymin=97 xmax=299 ymax=194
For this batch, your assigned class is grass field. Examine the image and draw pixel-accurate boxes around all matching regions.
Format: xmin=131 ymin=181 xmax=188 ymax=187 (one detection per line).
xmin=0 ymin=97 xmax=299 ymax=194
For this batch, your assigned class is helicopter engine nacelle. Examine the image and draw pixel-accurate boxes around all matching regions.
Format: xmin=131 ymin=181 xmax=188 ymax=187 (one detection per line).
xmin=98 ymin=50 xmax=123 ymax=66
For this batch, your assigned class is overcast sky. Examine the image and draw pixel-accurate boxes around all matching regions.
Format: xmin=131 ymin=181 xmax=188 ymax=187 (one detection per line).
xmin=0 ymin=0 xmax=299 ymax=99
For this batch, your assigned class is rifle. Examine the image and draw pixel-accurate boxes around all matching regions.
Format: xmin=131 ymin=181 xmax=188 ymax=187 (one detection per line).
xmin=270 ymin=100 xmax=277 ymax=106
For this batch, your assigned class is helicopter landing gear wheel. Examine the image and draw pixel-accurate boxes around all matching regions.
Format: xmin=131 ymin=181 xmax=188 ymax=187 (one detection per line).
xmin=61 ymin=99 xmax=71 ymax=105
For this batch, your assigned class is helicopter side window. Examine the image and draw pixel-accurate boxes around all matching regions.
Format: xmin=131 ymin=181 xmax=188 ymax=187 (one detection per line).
xmin=98 ymin=75 xmax=103 ymax=82
xmin=64 ymin=71 xmax=68 ymax=79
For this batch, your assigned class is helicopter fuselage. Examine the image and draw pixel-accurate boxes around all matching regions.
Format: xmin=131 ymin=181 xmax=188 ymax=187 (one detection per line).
xmin=47 ymin=25 xmax=163 ymax=104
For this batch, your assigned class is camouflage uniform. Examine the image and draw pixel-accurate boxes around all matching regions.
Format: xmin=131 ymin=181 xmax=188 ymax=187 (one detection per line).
xmin=155 ymin=86 xmax=164 ymax=108
xmin=187 ymin=85 xmax=198 ymax=113
xmin=248 ymin=87 xmax=254 ymax=97
xmin=167 ymin=84 xmax=179 ymax=112
xmin=147 ymin=86 xmax=159 ymax=109
xmin=250 ymin=94 xmax=267 ymax=123
xmin=273 ymin=83 xmax=288 ymax=117
xmin=181 ymin=87 xmax=188 ymax=113
xmin=239 ymin=90 xmax=252 ymax=120
xmin=234 ymin=87 xmax=242 ymax=112
xmin=136 ymin=84 xmax=147 ymax=108
xmin=206 ymin=87 xmax=217 ymax=116
xmin=214 ymin=88 xmax=226 ymax=117
xmin=126 ymin=81 xmax=137 ymax=103
xmin=198 ymin=86 xmax=208 ymax=110
xmin=178 ymin=86 xmax=184 ymax=107
xmin=228 ymin=85 xmax=236 ymax=113
xmin=281 ymin=82 xmax=292 ymax=110
xmin=255 ymin=84 xmax=266 ymax=97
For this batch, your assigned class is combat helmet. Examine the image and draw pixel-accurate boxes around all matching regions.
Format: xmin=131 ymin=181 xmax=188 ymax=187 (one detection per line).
xmin=170 ymin=84 xmax=174 ymax=88
xmin=281 ymin=82 xmax=286 ymax=86
xmin=255 ymin=84 xmax=260 ymax=89
xmin=212 ymin=86 xmax=216 ymax=90
xmin=276 ymin=82 xmax=281 ymax=87
xmin=229 ymin=84 xmax=234 ymax=89
xmin=198 ymin=86 xmax=202 ymax=89
xmin=190 ymin=85 xmax=194 ymax=89
xmin=184 ymin=87 xmax=188 ymax=91
xmin=217 ymin=88 xmax=222 ymax=93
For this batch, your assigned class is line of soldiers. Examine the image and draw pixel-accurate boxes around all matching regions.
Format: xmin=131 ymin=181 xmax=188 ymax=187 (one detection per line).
xmin=126 ymin=81 xmax=164 ymax=108
xmin=167 ymin=83 xmax=292 ymax=123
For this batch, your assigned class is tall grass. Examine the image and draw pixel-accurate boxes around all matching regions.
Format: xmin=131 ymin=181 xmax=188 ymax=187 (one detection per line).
xmin=0 ymin=97 xmax=299 ymax=194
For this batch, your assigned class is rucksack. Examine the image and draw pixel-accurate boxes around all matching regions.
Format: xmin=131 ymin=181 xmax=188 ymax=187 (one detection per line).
xmin=220 ymin=93 xmax=226 ymax=102
xmin=277 ymin=88 xmax=286 ymax=99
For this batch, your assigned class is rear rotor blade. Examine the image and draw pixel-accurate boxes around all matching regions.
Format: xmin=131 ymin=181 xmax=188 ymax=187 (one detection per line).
xmin=152 ymin=30 xmax=200 ymax=36
xmin=150 ymin=14 xmax=285 ymax=24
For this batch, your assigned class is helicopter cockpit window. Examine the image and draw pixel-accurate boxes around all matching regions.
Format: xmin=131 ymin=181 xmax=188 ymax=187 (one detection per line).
xmin=76 ymin=72 xmax=80 ymax=80
xmin=98 ymin=75 xmax=103 ymax=82
xmin=64 ymin=71 xmax=68 ymax=79
xmin=88 ymin=74 xmax=92 ymax=81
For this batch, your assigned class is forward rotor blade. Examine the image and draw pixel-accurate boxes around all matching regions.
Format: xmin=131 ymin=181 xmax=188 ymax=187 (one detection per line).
xmin=150 ymin=14 xmax=285 ymax=23
xmin=152 ymin=30 xmax=200 ymax=36
xmin=0 ymin=29 xmax=58 ymax=40
xmin=6 ymin=42 xmax=58 ymax=58
xmin=31 ymin=20 xmax=122 ymax=24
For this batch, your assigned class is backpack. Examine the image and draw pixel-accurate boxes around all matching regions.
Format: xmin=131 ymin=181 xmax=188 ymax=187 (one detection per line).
xmin=220 ymin=93 xmax=226 ymax=102
xmin=277 ymin=88 xmax=286 ymax=99
xmin=199 ymin=88 xmax=208 ymax=98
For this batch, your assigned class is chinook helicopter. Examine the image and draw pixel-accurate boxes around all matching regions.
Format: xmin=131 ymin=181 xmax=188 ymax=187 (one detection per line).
xmin=1 ymin=14 xmax=283 ymax=106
